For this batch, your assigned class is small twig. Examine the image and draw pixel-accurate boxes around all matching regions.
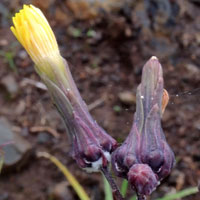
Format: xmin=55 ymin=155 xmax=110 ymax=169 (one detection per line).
xmin=30 ymin=126 xmax=60 ymax=138
xmin=100 ymin=166 xmax=124 ymax=200
xmin=88 ymin=96 xmax=106 ymax=111
xmin=20 ymin=78 xmax=47 ymax=90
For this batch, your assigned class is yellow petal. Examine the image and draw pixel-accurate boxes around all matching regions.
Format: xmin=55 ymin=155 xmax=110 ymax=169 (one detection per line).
xmin=10 ymin=4 xmax=65 ymax=80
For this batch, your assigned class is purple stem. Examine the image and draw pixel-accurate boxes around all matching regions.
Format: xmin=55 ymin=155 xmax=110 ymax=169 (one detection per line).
xmin=100 ymin=167 xmax=125 ymax=200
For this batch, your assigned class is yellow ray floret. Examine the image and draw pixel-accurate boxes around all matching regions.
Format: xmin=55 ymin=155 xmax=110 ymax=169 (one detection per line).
xmin=11 ymin=5 xmax=65 ymax=79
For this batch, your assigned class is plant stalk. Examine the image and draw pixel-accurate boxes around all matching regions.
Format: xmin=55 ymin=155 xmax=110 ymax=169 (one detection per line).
xmin=100 ymin=166 xmax=124 ymax=200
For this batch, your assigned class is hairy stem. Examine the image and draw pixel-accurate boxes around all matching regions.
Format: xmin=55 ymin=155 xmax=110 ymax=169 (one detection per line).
xmin=100 ymin=167 xmax=124 ymax=200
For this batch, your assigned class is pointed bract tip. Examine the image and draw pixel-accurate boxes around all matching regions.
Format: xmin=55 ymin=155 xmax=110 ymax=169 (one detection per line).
xmin=150 ymin=56 xmax=158 ymax=60
xmin=162 ymin=89 xmax=169 ymax=115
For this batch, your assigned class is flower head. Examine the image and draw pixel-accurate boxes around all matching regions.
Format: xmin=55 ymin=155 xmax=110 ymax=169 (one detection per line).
xmin=112 ymin=56 xmax=175 ymax=197
xmin=11 ymin=5 xmax=117 ymax=172
xmin=11 ymin=4 xmax=65 ymax=80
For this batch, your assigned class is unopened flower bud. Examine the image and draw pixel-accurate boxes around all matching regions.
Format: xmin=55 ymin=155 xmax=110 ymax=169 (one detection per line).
xmin=112 ymin=56 xmax=175 ymax=197
xmin=128 ymin=164 xmax=158 ymax=196
xmin=70 ymin=110 xmax=116 ymax=171
xmin=112 ymin=124 xmax=140 ymax=178
xmin=11 ymin=5 xmax=117 ymax=172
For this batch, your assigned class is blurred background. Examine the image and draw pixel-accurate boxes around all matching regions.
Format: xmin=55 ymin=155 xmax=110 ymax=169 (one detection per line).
xmin=0 ymin=0 xmax=200 ymax=199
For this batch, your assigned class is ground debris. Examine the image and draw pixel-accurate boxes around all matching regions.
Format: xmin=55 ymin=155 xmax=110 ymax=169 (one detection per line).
xmin=0 ymin=118 xmax=32 ymax=170
xmin=118 ymin=91 xmax=136 ymax=105
xmin=30 ymin=126 xmax=60 ymax=138
xmin=48 ymin=181 xmax=73 ymax=200
xmin=1 ymin=75 xmax=19 ymax=98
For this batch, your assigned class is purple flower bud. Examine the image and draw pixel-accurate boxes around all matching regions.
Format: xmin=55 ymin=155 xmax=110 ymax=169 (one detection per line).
xmin=112 ymin=124 xmax=140 ymax=178
xmin=71 ymin=111 xmax=117 ymax=172
xmin=10 ymin=5 xmax=117 ymax=173
xmin=112 ymin=56 xmax=175 ymax=196
xmin=128 ymin=164 xmax=158 ymax=196
xmin=42 ymin=60 xmax=117 ymax=172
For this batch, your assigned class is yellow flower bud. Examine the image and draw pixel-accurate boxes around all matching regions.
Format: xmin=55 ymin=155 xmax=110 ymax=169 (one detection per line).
xmin=10 ymin=4 xmax=65 ymax=80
